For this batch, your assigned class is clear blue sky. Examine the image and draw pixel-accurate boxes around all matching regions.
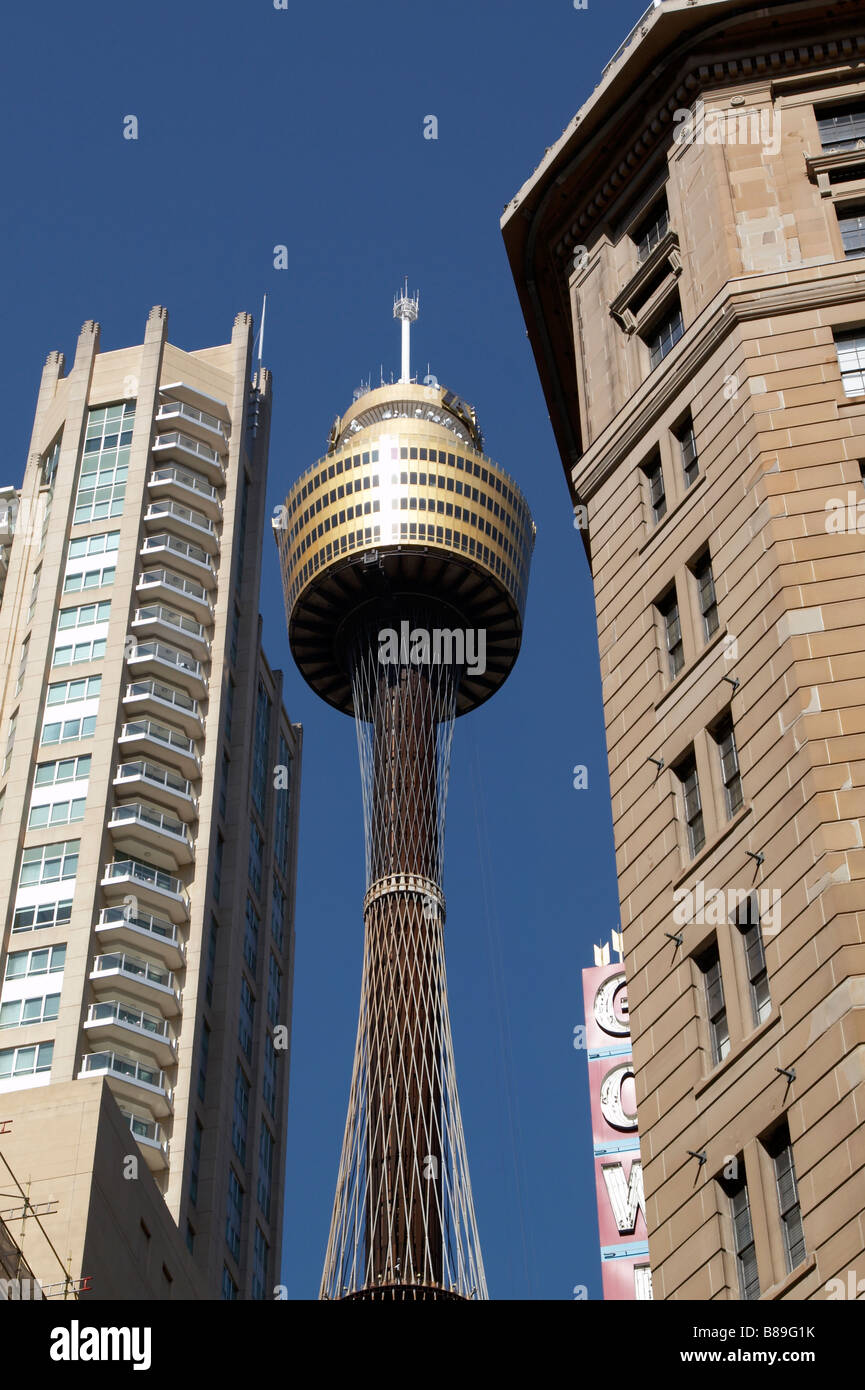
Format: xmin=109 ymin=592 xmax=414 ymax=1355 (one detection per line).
xmin=1 ymin=0 xmax=649 ymax=1300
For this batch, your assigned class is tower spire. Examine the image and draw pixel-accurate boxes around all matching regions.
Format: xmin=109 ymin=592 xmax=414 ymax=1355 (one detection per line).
xmin=393 ymin=280 xmax=419 ymax=385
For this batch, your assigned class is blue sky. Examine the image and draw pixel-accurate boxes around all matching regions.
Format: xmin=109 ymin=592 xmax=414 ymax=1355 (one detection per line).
xmin=1 ymin=0 xmax=650 ymax=1299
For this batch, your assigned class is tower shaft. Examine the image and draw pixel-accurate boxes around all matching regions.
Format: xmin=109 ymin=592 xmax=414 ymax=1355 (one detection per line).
xmin=367 ymin=659 xmax=442 ymax=1282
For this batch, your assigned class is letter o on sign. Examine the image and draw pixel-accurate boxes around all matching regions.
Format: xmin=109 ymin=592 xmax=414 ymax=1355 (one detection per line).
xmin=599 ymin=1063 xmax=637 ymax=1131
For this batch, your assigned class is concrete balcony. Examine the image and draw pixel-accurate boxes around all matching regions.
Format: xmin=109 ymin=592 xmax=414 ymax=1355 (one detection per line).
xmin=140 ymin=533 xmax=215 ymax=589
xmin=119 ymin=1108 xmax=169 ymax=1172
xmin=108 ymin=800 xmax=194 ymax=870
xmin=156 ymin=388 xmax=230 ymax=451
xmin=113 ymin=758 xmax=197 ymax=821
xmin=90 ymin=952 xmax=180 ymax=1016
xmin=123 ymin=678 xmax=203 ymax=740
xmin=136 ymin=567 xmax=212 ymax=619
xmin=101 ymin=858 xmax=189 ymax=924
xmin=118 ymin=718 xmax=200 ymax=780
xmin=84 ymin=1000 xmax=176 ymax=1067
xmin=151 ymin=430 xmax=225 ymax=484
xmin=148 ymin=464 xmax=222 ymax=521
xmin=126 ymin=639 xmax=206 ymax=696
xmin=78 ymin=1050 xmax=173 ymax=1116
xmin=144 ymin=499 xmax=218 ymax=554
xmin=95 ymin=906 xmax=185 ymax=970
xmin=131 ymin=604 xmax=211 ymax=660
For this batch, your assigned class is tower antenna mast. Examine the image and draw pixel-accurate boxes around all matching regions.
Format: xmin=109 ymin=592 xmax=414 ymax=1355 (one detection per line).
xmin=393 ymin=279 xmax=419 ymax=385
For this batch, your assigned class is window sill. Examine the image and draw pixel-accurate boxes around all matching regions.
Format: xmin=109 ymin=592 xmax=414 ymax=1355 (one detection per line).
xmin=654 ymin=624 xmax=731 ymax=713
xmin=638 ymin=471 xmax=705 ymax=555
xmin=760 ymin=1253 xmax=817 ymax=1301
xmin=836 ymin=392 xmax=865 ymax=412
xmin=693 ymin=1009 xmax=782 ymax=1100
xmin=671 ymin=804 xmax=753 ymax=891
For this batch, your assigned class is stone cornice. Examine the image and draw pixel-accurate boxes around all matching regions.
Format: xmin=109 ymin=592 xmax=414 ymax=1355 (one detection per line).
xmin=552 ymin=31 xmax=865 ymax=266
xmin=574 ymin=270 xmax=865 ymax=500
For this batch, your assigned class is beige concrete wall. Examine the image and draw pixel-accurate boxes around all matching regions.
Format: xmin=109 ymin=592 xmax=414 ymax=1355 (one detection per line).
xmin=0 ymin=1078 xmax=206 ymax=1299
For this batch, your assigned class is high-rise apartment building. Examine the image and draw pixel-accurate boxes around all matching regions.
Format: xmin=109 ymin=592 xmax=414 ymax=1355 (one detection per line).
xmin=504 ymin=0 xmax=865 ymax=1299
xmin=0 ymin=307 xmax=301 ymax=1300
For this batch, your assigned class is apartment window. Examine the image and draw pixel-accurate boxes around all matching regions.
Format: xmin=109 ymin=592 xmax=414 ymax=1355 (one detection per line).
xmin=252 ymin=681 xmax=271 ymax=818
xmin=222 ymin=1266 xmax=238 ymax=1301
xmin=239 ymin=978 xmax=255 ymax=1060
xmin=57 ymin=600 xmax=111 ymax=631
xmin=244 ymin=898 xmax=259 ymax=974
xmin=698 ymin=944 xmax=730 ymax=1065
xmin=12 ymin=898 xmax=72 ymax=934
xmin=28 ymin=566 xmax=41 ymax=623
xmin=249 ymin=822 xmax=264 ymax=897
xmin=4 ymin=709 xmax=18 ymax=775
xmin=28 ymin=796 xmax=86 ymax=830
xmin=0 ymin=1041 xmax=54 ymax=1080
xmin=658 ymin=588 xmax=684 ymax=679
xmin=46 ymin=675 xmax=101 ymax=707
xmin=691 ymin=551 xmax=719 ymax=642
xmin=235 ymin=472 xmax=250 ymax=584
xmin=34 ymin=754 xmax=91 ymax=787
xmin=226 ymin=1167 xmax=243 ymax=1261
xmin=675 ymin=415 xmax=699 ymax=488
xmin=63 ymin=563 xmax=115 ymax=593
xmin=257 ymin=1121 xmax=274 ymax=1220
xmin=271 ymin=876 xmax=286 ymax=952
xmin=16 ymin=635 xmax=29 ymax=695
xmin=645 ymin=296 xmax=684 ymax=369
xmin=263 ymin=1035 xmax=278 ymax=1116
xmin=0 ymin=993 xmax=61 ymax=1029
xmin=721 ymin=1163 xmax=760 ymax=1300
xmin=218 ymin=750 xmax=229 ymax=822
xmin=197 ymin=1019 xmax=210 ymax=1102
xmin=837 ymin=204 xmax=865 ymax=258
xmin=205 ymin=916 xmax=218 ymax=1006
xmin=677 ymin=754 xmax=705 ymax=858
xmin=736 ymin=895 xmax=771 ymax=1027
xmin=252 ymin=1224 xmax=269 ymax=1301
xmin=274 ymin=735 xmax=291 ymax=875
xmin=189 ymin=1117 xmax=202 ymax=1206
xmin=41 ymin=714 xmax=96 ymax=746
xmin=18 ymin=840 xmax=79 ymax=888
xmin=224 ymin=676 xmax=235 ymax=742
xmin=232 ymin=1061 xmax=250 ymax=1164
xmin=643 ymin=454 xmax=667 ymax=525
xmin=67 ymin=531 xmax=120 ymax=560
xmin=266 ymin=954 xmax=282 ymax=1027
xmin=74 ymin=403 xmax=134 ymax=524
xmin=213 ymin=832 xmax=224 ymax=904
xmin=634 ymin=196 xmax=670 ymax=263
xmin=42 ymin=436 xmax=62 ymax=490
xmin=185 ymin=1223 xmax=195 ymax=1255
xmin=714 ymin=716 xmax=744 ymax=819
xmin=817 ymin=100 xmax=865 ymax=152
xmin=229 ymin=604 xmax=240 ymax=668
xmin=766 ymin=1123 xmax=806 ymax=1273
xmin=834 ymin=328 xmax=865 ymax=396
xmin=52 ymin=636 xmax=106 ymax=668
xmin=5 ymin=945 xmax=66 ymax=981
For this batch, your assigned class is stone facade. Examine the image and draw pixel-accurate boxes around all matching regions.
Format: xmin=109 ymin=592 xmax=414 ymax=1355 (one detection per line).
xmin=503 ymin=0 xmax=865 ymax=1299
